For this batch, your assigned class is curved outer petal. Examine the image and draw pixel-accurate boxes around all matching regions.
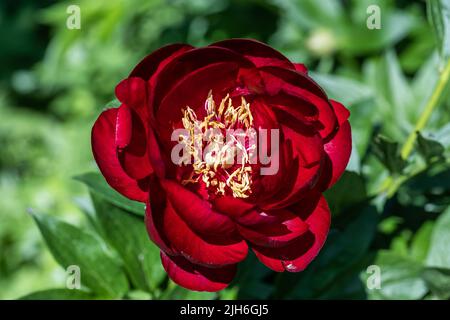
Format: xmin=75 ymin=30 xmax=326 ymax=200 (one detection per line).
xmin=293 ymin=63 xmax=308 ymax=73
xmin=161 ymin=198 xmax=248 ymax=267
xmin=161 ymin=252 xmax=237 ymax=292
xmin=130 ymin=43 xmax=194 ymax=80
xmin=113 ymin=78 xmax=154 ymax=180
xmin=237 ymin=209 xmax=309 ymax=248
xmin=115 ymin=77 xmax=148 ymax=111
xmin=261 ymin=125 xmax=323 ymax=209
xmin=212 ymin=196 xmax=256 ymax=219
xmin=151 ymin=46 xmax=255 ymax=114
xmin=259 ymin=66 xmax=338 ymax=140
xmin=317 ymin=100 xmax=352 ymax=190
xmin=160 ymin=180 xmax=238 ymax=238
xmin=145 ymin=178 xmax=176 ymax=255
xmin=252 ymin=195 xmax=331 ymax=272
xmin=211 ymin=38 xmax=295 ymax=69
xmin=91 ymin=108 xmax=148 ymax=202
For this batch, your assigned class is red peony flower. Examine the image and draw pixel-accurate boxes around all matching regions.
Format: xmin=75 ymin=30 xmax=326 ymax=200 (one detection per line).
xmin=91 ymin=39 xmax=351 ymax=292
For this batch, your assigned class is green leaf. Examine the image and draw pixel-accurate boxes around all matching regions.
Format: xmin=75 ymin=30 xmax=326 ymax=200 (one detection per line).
xmin=105 ymin=98 xmax=121 ymax=108
xmin=75 ymin=172 xmax=145 ymax=216
xmin=309 ymin=72 xmax=374 ymax=106
xmin=30 ymin=212 xmax=129 ymax=298
xmin=20 ymin=289 xmax=94 ymax=300
xmin=417 ymin=131 xmax=445 ymax=164
xmin=160 ymin=281 xmax=217 ymax=300
xmin=427 ymin=206 xmax=450 ymax=269
xmin=422 ymin=267 xmax=450 ymax=299
xmin=324 ymin=171 xmax=367 ymax=216
xmin=384 ymin=51 xmax=415 ymax=121
xmin=410 ymin=221 xmax=435 ymax=263
xmin=341 ymin=8 xmax=414 ymax=55
xmin=427 ymin=0 xmax=450 ymax=62
xmin=90 ymin=193 xmax=165 ymax=292
xmin=372 ymin=135 xmax=407 ymax=175
xmin=366 ymin=251 xmax=427 ymax=300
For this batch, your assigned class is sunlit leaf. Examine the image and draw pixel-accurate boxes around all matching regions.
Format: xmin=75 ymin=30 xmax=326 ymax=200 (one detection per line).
xmin=90 ymin=193 xmax=165 ymax=292
xmin=30 ymin=212 xmax=129 ymax=298
xmin=75 ymin=172 xmax=145 ymax=216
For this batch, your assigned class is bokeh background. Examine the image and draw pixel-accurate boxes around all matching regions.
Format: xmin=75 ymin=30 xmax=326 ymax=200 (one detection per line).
xmin=1 ymin=0 xmax=450 ymax=300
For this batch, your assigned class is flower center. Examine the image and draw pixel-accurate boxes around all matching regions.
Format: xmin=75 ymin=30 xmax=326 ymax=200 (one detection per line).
xmin=179 ymin=92 xmax=255 ymax=198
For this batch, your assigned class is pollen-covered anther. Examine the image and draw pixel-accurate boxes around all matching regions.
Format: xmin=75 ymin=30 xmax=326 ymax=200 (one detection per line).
xmin=179 ymin=92 xmax=254 ymax=198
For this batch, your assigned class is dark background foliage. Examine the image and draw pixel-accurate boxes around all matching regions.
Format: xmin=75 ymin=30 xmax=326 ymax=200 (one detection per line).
xmin=1 ymin=0 xmax=450 ymax=299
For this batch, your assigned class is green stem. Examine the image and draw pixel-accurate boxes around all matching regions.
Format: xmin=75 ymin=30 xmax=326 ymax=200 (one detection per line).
xmin=400 ymin=59 xmax=450 ymax=160
xmin=374 ymin=58 xmax=450 ymax=198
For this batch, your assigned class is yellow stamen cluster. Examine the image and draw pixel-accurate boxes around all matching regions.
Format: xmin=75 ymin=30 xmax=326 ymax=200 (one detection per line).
xmin=179 ymin=92 xmax=254 ymax=198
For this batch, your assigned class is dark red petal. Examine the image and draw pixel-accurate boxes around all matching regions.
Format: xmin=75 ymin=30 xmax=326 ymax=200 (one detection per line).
xmin=237 ymin=209 xmax=309 ymax=248
xmin=115 ymin=77 xmax=148 ymax=111
xmin=130 ymin=43 xmax=194 ymax=80
xmin=265 ymin=91 xmax=319 ymax=125
xmin=259 ymin=66 xmax=338 ymax=140
xmin=155 ymin=61 xmax=241 ymax=145
xmin=252 ymin=196 xmax=331 ymax=272
xmin=162 ymin=199 xmax=248 ymax=267
xmin=113 ymin=78 xmax=155 ymax=180
xmin=161 ymin=251 xmax=237 ymax=292
xmin=212 ymin=196 xmax=256 ymax=219
xmin=330 ymin=99 xmax=350 ymax=125
xmin=160 ymin=180 xmax=238 ymax=238
xmin=152 ymin=46 xmax=255 ymax=112
xmin=115 ymin=104 xmax=132 ymax=149
xmin=144 ymin=174 xmax=180 ymax=255
xmin=319 ymin=120 xmax=352 ymax=190
xmin=211 ymin=38 xmax=295 ymax=69
xmin=91 ymin=108 xmax=148 ymax=202
xmin=261 ymin=125 xmax=323 ymax=209
xmin=116 ymin=105 xmax=154 ymax=180
xmin=294 ymin=63 xmax=308 ymax=73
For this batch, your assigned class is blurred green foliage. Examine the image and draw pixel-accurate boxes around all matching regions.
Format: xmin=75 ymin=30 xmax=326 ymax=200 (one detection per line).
xmin=1 ymin=0 xmax=450 ymax=299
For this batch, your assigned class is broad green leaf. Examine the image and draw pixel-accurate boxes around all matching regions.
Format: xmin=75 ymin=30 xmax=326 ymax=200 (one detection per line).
xmin=20 ymin=289 xmax=94 ymax=300
xmin=412 ymin=53 xmax=439 ymax=113
xmin=417 ymin=132 xmax=445 ymax=164
xmin=310 ymin=72 xmax=374 ymax=106
xmin=342 ymin=13 xmax=414 ymax=55
xmin=410 ymin=221 xmax=435 ymax=263
xmin=90 ymin=193 xmax=165 ymax=292
xmin=435 ymin=122 xmax=450 ymax=148
xmin=422 ymin=267 xmax=450 ymax=299
xmin=427 ymin=0 xmax=450 ymax=62
xmin=372 ymin=135 xmax=407 ymax=175
xmin=75 ymin=172 xmax=145 ymax=216
xmin=427 ymin=206 xmax=450 ymax=269
xmin=363 ymin=52 xmax=416 ymax=138
xmin=30 ymin=212 xmax=129 ymax=298
xmin=390 ymin=230 xmax=412 ymax=257
xmin=384 ymin=51 xmax=415 ymax=121
xmin=366 ymin=251 xmax=427 ymax=300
